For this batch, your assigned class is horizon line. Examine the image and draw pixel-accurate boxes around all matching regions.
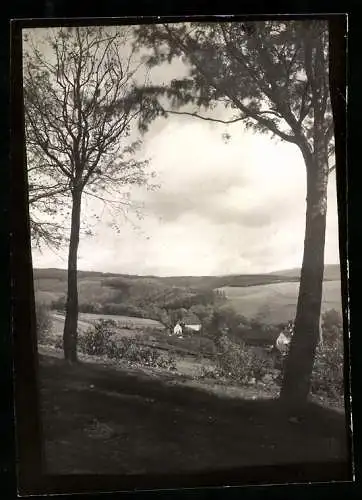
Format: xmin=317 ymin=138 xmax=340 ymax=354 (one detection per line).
xmin=32 ymin=262 xmax=341 ymax=279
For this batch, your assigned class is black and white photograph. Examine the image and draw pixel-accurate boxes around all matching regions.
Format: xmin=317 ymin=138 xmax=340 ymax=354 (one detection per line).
xmin=13 ymin=16 xmax=351 ymax=493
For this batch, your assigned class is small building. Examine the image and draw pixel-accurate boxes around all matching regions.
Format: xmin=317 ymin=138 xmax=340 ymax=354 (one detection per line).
xmin=184 ymin=324 xmax=202 ymax=333
xmin=173 ymin=322 xmax=183 ymax=336
xmin=275 ymin=331 xmax=291 ymax=354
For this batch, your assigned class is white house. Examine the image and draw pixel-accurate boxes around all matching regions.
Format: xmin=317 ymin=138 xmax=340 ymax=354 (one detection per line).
xmin=173 ymin=323 xmax=183 ymax=336
xmin=185 ymin=324 xmax=202 ymax=333
xmin=275 ymin=332 xmax=291 ymax=355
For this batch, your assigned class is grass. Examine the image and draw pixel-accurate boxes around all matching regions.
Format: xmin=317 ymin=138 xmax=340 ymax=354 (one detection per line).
xmin=50 ymin=312 xmax=164 ymax=337
xmin=37 ymin=347 xmax=349 ymax=483
xmin=77 ymin=312 xmax=164 ymax=329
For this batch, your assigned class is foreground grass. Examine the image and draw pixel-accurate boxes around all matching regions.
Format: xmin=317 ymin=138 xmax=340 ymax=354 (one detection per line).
xmin=38 ymin=348 xmax=349 ymax=481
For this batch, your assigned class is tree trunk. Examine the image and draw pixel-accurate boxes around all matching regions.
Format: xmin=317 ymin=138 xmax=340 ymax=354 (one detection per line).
xmin=63 ymin=189 xmax=82 ymax=363
xmin=280 ymin=150 xmax=329 ymax=410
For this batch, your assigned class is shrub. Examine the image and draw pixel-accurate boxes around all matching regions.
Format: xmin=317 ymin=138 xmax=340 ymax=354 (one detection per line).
xmin=322 ymin=308 xmax=343 ymax=346
xmin=197 ymin=365 xmax=225 ymax=381
xmin=54 ymin=336 xmax=63 ymax=350
xmin=311 ymin=342 xmax=344 ymax=400
xmin=78 ymin=319 xmax=177 ymax=371
xmin=157 ymin=352 xmax=177 ymax=370
xmin=105 ymin=337 xmax=177 ymax=370
xmin=215 ymin=335 xmax=274 ymax=385
xmin=35 ymin=302 xmax=53 ymax=343
xmin=307 ymin=309 xmax=345 ymax=401
xmin=78 ymin=319 xmax=118 ymax=356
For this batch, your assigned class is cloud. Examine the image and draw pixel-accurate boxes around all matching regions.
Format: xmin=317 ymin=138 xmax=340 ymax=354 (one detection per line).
xmin=135 ymin=119 xmax=307 ymax=231
xmin=31 ymin=116 xmax=340 ymax=276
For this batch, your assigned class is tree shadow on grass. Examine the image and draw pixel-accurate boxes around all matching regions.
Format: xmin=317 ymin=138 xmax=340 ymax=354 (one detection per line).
xmin=35 ymin=352 xmax=351 ymax=493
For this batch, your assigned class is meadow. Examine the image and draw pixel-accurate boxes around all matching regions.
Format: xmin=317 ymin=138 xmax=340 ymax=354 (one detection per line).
xmin=219 ymin=280 xmax=342 ymax=324
xmin=51 ymin=312 xmax=164 ymax=335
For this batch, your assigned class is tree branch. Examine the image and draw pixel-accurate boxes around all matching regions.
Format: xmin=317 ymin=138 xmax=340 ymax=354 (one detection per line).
xmin=29 ymin=184 xmax=70 ymax=204
xmin=163 ymin=109 xmax=245 ymax=124
xmin=83 ymin=189 xmax=142 ymax=210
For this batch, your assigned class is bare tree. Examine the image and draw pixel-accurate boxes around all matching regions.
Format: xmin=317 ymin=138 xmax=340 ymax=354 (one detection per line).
xmin=24 ymin=26 xmax=159 ymax=362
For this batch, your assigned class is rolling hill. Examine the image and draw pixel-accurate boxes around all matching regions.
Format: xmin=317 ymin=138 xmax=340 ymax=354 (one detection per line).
xmin=33 ymin=265 xmax=342 ymax=326
xmin=269 ymin=264 xmax=341 ymax=282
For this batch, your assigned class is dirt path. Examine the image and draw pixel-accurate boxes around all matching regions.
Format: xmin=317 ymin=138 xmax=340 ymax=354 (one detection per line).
xmin=37 ymin=349 xmax=350 ymax=482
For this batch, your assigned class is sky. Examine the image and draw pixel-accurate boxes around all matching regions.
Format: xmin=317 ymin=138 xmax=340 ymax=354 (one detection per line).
xmin=27 ymin=25 xmax=341 ymax=277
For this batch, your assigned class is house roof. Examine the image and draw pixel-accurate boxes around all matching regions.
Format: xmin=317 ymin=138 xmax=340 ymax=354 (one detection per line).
xmin=181 ymin=311 xmax=200 ymax=323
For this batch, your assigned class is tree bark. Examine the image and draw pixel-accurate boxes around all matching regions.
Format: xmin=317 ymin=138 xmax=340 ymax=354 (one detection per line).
xmin=280 ymin=147 xmax=329 ymax=410
xmin=63 ymin=189 xmax=82 ymax=363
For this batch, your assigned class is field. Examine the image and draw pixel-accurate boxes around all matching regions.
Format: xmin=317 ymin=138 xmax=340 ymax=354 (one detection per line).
xmin=52 ymin=312 xmax=164 ymax=332
xmin=219 ymin=280 xmax=342 ymax=324
xmin=50 ymin=313 xmax=165 ymax=348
